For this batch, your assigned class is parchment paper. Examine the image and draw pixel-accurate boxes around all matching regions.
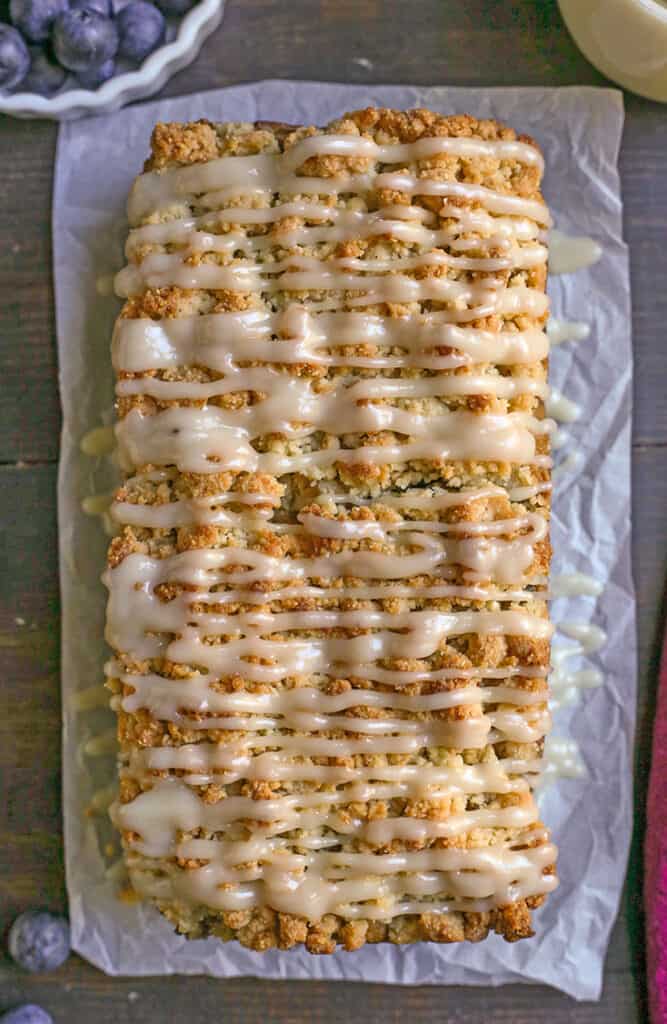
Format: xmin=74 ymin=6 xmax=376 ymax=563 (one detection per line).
xmin=54 ymin=82 xmax=633 ymax=1001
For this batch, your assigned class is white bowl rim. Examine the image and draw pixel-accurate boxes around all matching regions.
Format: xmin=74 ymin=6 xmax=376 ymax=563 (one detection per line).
xmin=0 ymin=0 xmax=223 ymax=115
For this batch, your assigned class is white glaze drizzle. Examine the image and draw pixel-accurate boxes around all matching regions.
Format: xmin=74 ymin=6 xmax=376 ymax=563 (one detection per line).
xmin=113 ymin=310 xmax=550 ymax=372
xmin=115 ymin=249 xmax=519 ymax=299
xmin=547 ymin=318 xmax=590 ymax=346
xmin=542 ymin=216 xmax=603 ymax=789
xmin=117 ymin=785 xmax=557 ymax=919
xmin=128 ymin=744 xmax=545 ymax=787
xmin=539 ymin=736 xmax=586 ymax=790
xmin=550 ymin=620 xmax=606 ymax=711
xmin=125 ymin=205 xmax=546 ymax=262
xmin=548 ymin=229 xmax=602 ymax=275
xmin=115 ymin=405 xmax=550 ymax=476
xmin=113 ymin=660 xmax=551 ymax=743
xmin=546 ymin=388 xmax=581 ymax=424
xmin=553 ymin=450 xmax=583 ymax=480
xmin=550 ymin=572 xmax=603 ymax=599
xmin=80 ymin=425 xmax=115 ymax=457
xmin=104 ymin=550 xmax=552 ymax=679
xmin=127 ymin=133 xmax=548 ymax=225
xmin=116 ymin=365 xmax=547 ymax=403
xmin=110 ymin=126 xmax=558 ymax=922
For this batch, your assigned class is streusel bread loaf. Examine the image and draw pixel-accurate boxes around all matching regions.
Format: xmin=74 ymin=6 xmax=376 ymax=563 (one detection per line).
xmin=105 ymin=107 xmax=557 ymax=953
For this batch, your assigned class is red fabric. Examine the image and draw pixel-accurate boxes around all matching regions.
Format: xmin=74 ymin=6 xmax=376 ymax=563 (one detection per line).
xmin=646 ymin=627 xmax=667 ymax=1023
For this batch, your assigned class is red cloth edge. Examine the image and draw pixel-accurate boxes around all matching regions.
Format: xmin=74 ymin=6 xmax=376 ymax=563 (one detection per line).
xmin=645 ymin=625 xmax=667 ymax=1023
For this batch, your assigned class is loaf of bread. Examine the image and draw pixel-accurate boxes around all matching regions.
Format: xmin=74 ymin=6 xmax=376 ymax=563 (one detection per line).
xmin=105 ymin=107 xmax=557 ymax=953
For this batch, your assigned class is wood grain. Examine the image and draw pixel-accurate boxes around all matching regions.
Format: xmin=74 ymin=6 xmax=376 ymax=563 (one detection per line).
xmin=0 ymin=1 xmax=659 ymax=1019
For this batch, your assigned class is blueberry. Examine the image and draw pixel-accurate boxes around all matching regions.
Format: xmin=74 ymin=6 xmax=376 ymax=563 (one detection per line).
xmin=21 ymin=46 xmax=66 ymax=93
xmin=76 ymin=53 xmax=113 ymax=86
xmin=69 ymin=0 xmax=113 ymax=16
xmin=0 ymin=22 xmax=29 ymax=88
xmin=116 ymin=0 xmax=164 ymax=62
xmin=9 ymin=0 xmax=67 ymax=42
xmin=53 ymin=7 xmax=117 ymax=71
xmin=8 ymin=910 xmax=70 ymax=973
xmin=0 ymin=1006 xmax=53 ymax=1024
xmin=155 ymin=0 xmax=195 ymax=14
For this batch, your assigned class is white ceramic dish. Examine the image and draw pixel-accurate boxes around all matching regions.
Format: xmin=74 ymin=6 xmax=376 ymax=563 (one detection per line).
xmin=0 ymin=0 xmax=225 ymax=119
xmin=558 ymin=0 xmax=667 ymax=102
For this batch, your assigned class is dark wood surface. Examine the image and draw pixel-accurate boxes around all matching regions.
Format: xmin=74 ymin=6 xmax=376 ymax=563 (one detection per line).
xmin=0 ymin=1 xmax=661 ymax=1020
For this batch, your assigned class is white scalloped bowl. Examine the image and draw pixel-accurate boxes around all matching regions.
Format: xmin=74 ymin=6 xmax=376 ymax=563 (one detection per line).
xmin=0 ymin=0 xmax=225 ymax=119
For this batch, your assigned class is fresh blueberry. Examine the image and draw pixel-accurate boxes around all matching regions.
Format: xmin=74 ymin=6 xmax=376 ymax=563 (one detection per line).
xmin=155 ymin=0 xmax=195 ymax=14
xmin=69 ymin=0 xmax=113 ymax=16
xmin=8 ymin=910 xmax=70 ymax=973
xmin=53 ymin=7 xmax=117 ymax=71
xmin=9 ymin=0 xmax=67 ymax=42
xmin=116 ymin=0 xmax=164 ymax=62
xmin=0 ymin=22 xmax=29 ymax=88
xmin=0 ymin=1006 xmax=53 ymax=1024
xmin=76 ymin=53 xmax=113 ymax=86
xmin=21 ymin=46 xmax=66 ymax=93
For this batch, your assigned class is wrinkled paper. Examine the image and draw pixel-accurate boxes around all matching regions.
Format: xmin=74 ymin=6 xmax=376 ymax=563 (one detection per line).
xmin=53 ymin=82 xmax=633 ymax=1001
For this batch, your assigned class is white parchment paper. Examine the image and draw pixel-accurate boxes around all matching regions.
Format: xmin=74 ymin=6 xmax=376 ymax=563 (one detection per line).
xmin=54 ymin=82 xmax=633 ymax=1001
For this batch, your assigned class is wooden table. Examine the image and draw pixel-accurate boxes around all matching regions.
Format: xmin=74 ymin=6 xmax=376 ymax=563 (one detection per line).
xmin=0 ymin=1 xmax=659 ymax=1019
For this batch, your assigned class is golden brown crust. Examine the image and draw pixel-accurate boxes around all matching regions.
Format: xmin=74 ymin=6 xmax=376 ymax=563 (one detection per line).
xmin=153 ymin=897 xmax=543 ymax=950
xmin=144 ymin=109 xmax=543 ymax=204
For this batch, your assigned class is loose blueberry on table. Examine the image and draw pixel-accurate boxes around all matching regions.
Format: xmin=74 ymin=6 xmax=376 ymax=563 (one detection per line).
xmin=8 ymin=909 xmax=70 ymax=973
xmin=0 ymin=0 xmax=199 ymax=96
xmin=0 ymin=1007 xmax=54 ymax=1024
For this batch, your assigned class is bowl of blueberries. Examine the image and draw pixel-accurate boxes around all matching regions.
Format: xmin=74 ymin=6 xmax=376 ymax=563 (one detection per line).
xmin=0 ymin=0 xmax=224 ymax=117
